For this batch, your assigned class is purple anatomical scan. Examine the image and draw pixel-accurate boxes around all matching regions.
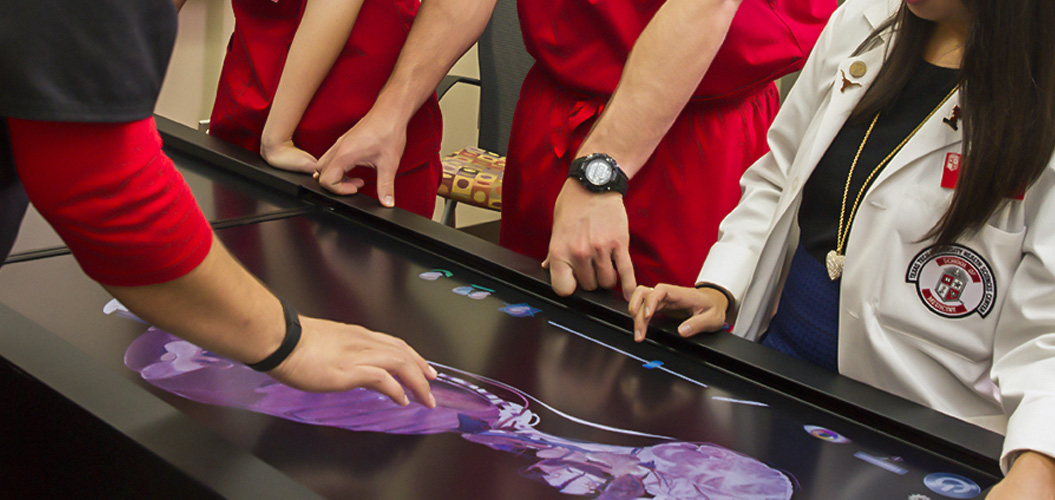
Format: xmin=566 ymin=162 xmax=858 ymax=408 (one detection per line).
xmin=126 ymin=328 xmax=793 ymax=499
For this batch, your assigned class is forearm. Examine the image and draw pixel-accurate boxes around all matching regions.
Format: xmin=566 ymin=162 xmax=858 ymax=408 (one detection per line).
xmin=262 ymin=0 xmax=366 ymax=148
xmin=988 ymin=451 xmax=1055 ymax=499
xmin=1010 ymin=452 xmax=1055 ymax=481
xmin=578 ymin=0 xmax=743 ymax=176
xmin=369 ymin=0 xmax=496 ymax=125
xmin=104 ymin=240 xmax=285 ymax=366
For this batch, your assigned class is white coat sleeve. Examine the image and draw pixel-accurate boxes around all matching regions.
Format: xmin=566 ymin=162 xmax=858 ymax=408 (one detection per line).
xmin=992 ymin=167 xmax=1055 ymax=473
xmin=696 ymin=1 xmax=863 ymax=303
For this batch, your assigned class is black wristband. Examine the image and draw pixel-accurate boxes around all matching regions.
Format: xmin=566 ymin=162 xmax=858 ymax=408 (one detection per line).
xmin=694 ymin=283 xmax=735 ymax=313
xmin=246 ymin=298 xmax=302 ymax=372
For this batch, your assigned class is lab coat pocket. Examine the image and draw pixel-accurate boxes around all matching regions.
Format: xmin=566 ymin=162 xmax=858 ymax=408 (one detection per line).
xmin=872 ymin=198 xmax=1023 ymax=366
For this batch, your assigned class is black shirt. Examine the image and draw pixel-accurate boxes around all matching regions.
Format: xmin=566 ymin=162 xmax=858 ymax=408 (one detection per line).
xmin=798 ymin=61 xmax=959 ymax=264
xmin=0 ymin=0 xmax=178 ymax=122
xmin=0 ymin=0 xmax=177 ymax=263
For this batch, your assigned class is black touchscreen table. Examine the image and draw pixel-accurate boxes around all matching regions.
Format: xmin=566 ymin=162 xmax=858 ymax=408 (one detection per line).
xmin=0 ymin=120 xmax=1002 ymax=499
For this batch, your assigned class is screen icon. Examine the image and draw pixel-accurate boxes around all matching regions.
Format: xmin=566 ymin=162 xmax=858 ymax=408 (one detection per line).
xmin=803 ymin=425 xmax=851 ymax=443
xmin=923 ymin=472 xmax=981 ymax=499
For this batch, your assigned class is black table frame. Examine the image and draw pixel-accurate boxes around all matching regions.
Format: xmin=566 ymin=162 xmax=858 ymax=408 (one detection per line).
xmin=158 ymin=116 xmax=1005 ymax=474
xmin=0 ymin=117 xmax=1005 ymax=497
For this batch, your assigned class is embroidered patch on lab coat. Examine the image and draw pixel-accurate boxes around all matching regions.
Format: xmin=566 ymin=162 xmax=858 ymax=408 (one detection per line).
xmin=906 ymin=245 xmax=996 ymax=319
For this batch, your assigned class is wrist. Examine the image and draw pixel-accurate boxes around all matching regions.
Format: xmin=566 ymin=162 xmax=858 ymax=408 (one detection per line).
xmin=356 ymin=107 xmax=408 ymax=141
xmin=561 ymin=177 xmax=624 ymax=202
xmin=694 ymin=282 xmax=734 ymax=316
xmin=1011 ymin=451 xmax=1055 ymax=478
xmin=372 ymin=85 xmax=420 ymax=126
xmin=245 ymin=297 xmax=303 ymax=372
xmin=576 ymin=136 xmax=643 ymax=177
xmin=259 ymin=133 xmax=292 ymax=155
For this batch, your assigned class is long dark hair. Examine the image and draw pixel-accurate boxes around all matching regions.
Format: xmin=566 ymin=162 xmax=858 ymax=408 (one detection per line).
xmin=850 ymin=1 xmax=1055 ymax=245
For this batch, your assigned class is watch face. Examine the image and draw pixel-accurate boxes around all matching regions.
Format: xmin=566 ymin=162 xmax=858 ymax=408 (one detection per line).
xmin=584 ymin=159 xmax=614 ymax=186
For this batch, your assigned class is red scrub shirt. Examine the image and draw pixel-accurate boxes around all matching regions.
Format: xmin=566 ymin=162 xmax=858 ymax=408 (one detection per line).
xmin=501 ymin=0 xmax=835 ymax=287
xmin=8 ymin=117 xmax=213 ymax=287
xmin=209 ymin=0 xmax=443 ymax=218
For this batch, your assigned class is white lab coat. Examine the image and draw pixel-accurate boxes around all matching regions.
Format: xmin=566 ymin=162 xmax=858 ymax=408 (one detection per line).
xmin=697 ymin=0 xmax=1055 ymax=471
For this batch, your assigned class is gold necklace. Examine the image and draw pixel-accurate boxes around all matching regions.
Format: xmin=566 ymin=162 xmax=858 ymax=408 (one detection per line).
xmin=825 ymin=85 xmax=959 ymax=281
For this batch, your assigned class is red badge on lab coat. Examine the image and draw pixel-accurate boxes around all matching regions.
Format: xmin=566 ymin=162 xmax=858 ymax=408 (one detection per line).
xmin=940 ymin=153 xmax=961 ymax=190
xmin=941 ymin=152 xmax=1024 ymax=199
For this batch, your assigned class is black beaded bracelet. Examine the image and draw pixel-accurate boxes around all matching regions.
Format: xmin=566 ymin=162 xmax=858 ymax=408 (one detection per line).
xmin=694 ymin=283 xmax=735 ymax=313
xmin=246 ymin=297 xmax=302 ymax=372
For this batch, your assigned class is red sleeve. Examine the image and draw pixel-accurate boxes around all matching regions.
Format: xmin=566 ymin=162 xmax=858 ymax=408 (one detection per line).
xmin=6 ymin=117 xmax=213 ymax=287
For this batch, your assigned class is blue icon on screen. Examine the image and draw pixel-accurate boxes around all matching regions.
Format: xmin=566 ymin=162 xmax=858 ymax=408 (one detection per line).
xmin=499 ymin=303 xmax=541 ymax=317
xmin=923 ymin=472 xmax=981 ymax=499
xmin=453 ymin=284 xmax=494 ymax=300
xmin=419 ymin=269 xmax=453 ymax=281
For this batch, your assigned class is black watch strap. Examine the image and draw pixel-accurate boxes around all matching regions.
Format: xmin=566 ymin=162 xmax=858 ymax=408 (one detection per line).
xmin=569 ymin=153 xmax=629 ymax=196
xmin=608 ymin=166 xmax=629 ymax=196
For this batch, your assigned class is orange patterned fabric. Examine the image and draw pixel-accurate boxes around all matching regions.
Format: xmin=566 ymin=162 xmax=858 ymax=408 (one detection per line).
xmin=439 ymin=147 xmax=504 ymax=210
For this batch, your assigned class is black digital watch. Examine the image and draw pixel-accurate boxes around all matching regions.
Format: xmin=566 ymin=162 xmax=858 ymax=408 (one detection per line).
xmin=568 ymin=153 xmax=629 ymax=196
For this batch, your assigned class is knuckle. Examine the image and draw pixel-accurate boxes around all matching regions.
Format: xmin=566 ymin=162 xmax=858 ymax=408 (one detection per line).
xmin=397 ymin=354 xmax=417 ymax=370
xmin=570 ymin=245 xmax=592 ymax=260
xmin=364 ymin=369 xmax=389 ymax=387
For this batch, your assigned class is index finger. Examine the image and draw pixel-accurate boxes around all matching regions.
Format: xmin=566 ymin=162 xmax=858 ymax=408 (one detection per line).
xmin=628 ymin=285 xmax=649 ymax=317
xmin=632 ymin=286 xmax=665 ymax=342
xmin=374 ymin=162 xmax=397 ymax=208
xmin=367 ymin=330 xmax=437 ymax=380
xmin=395 ymin=361 xmax=437 ymax=409
xmin=375 ymin=351 xmax=437 ymax=409
xmin=614 ymin=247 xmax=637 ymax=301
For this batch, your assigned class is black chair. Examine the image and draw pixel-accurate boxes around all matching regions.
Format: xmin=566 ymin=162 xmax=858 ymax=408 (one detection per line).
xmin=436 ymin=0 xmax=533 ymax=227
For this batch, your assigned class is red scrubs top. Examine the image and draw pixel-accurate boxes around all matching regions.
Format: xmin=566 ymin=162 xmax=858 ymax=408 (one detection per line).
xmin=209 ymin=0 xmax=443 ymax=218
xmin=500 ymin=0 xmax=836 ymax=288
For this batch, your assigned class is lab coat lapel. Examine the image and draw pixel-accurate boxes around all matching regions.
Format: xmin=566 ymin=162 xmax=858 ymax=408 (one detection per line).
xmin=803 ymin=46 xmax=886 ymax=174
xmin=869 ymin=89 xmax=963 ymax=189
xmin=793 ymin=0 xmax=894 ymax=189
xmin=773 ymin=45 xmax=886 ymax=220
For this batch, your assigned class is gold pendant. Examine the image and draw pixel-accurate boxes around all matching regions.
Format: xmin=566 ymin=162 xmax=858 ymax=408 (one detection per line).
xmin=826 ymin=250 xmax=845 ymax=281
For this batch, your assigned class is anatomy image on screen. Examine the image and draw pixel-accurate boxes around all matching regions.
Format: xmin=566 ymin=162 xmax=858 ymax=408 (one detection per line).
xmin=125 ymin=328 xmax=793 ymax=499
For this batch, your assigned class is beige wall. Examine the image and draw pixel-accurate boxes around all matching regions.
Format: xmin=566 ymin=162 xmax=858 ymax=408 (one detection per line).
xmin=156 ymin=0 xmax=234 ymax=128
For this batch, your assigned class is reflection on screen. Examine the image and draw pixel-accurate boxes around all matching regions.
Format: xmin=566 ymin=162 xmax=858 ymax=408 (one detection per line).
xmin=125 ymin=328 xmax=793 ymax=499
